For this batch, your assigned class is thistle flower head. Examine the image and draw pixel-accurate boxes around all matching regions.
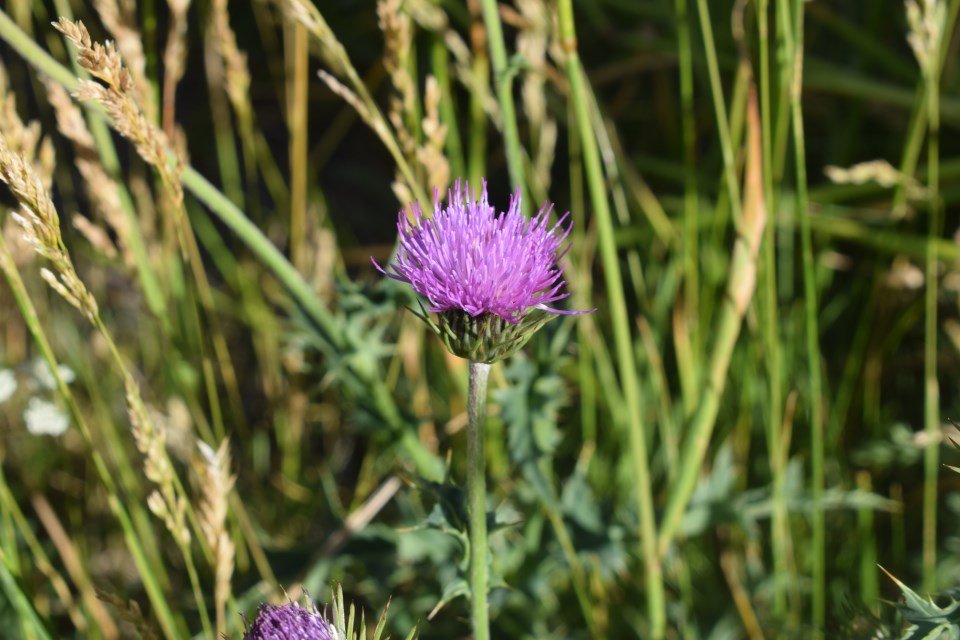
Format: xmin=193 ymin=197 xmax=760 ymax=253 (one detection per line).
xmin=243 ymin=600 xmax=338 ymax=640
xmin=374 ymin=180 xmax=592 ymax=362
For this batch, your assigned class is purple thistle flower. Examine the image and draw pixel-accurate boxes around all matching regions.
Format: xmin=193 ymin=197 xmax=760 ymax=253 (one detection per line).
xmin=374 ymin=180 xmax=593 ymax=363
xmin=243 ymin=601 xmax=338 ymax=640
xmin=376 ymin=180 xmax=586 ymax=322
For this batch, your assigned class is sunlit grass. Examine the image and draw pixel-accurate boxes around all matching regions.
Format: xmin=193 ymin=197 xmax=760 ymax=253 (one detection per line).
xmin=0 ymin=1 xmax=957 ymax=638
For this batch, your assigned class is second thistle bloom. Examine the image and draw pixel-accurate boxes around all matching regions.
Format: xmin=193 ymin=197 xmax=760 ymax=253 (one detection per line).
xmin=243 ymin=601 xmax=337 ymax=640
xmin=375 ymin=180 xmax=591 ymax=362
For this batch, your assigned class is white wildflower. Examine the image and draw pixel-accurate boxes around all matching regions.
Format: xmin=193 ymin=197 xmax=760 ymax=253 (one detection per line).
xmin=0 ymin=369 xmax=16 ymax=403
xmin=23 ymin=397 xmax=69 ymax=436
xmin=31 ymin=358 xmax=75 ymax=389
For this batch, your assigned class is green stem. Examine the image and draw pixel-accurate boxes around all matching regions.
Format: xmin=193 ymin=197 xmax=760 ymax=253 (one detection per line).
xmin=478 ymin=0 xmax=527 ymax=211
xmin=286 ymin=3 xmax=427 ymax=206
xmin=922 ymin=13 xmax=942 ymax=595
xmin=780 ymin=0 xmax=825 ymax=629
xmin=0 ymin=558 xmax=53 ymax=640
xmin=467 ymin=28 xmax=489 ymax=190
xmin=432 ymin=34 xmax=465 ymax=181
xmin=179 ymin=541 xmax=213 ymax=639
xmin=557 ymin=1 xmax=665 ymax=636
xmin=694 ymin=0 xmax=743 ymax=229
xmin=0 ymin=239 xmax=180 ymax=640
xmin=289 ymin=23 xmax=309 ymax=270
xmin=756 ymin=0 xmax=789 ymax=616
xmin=656 ymin=223 xmax=762 ymax=555
xmin=856 ymin=471 xmax=879 ymax=614
xmin=0 ymin=9 xmax=443 ymax=484
xmin=4 ymin=4 xmax=168 ymax=324
xmin=467 ymin=361 xmax=491 ymax=640
xmin=676 ymin=0 xmax=699 ymax=366
xmin=181 ymin=166 xmax=343 ymax=346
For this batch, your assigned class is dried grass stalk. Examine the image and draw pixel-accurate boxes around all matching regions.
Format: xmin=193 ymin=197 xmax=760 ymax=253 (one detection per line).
xmin=418 ymin=76 xmax=449 ymax=193
xmin=517 ymin=0 xmax=556 ymax=192
xmin=93 ymin=0 xmax=156 ymax=122
xmin=195 ymin=439 xmax=236 ymax=635
xmin=45 ymin=80 xmax=133 ymax=266
xmin=208 ymin=0 xmax=254 ymax=138
xmin=162 ymin=0 xmax=192 ymax=136
xmin=0 ymin=133 xmax=99 ymax=322
xmin=125 ymin=377 xmax=191 ymax=547
xmin=0 ymin=70 xmax=54 ymax=267
xmin=379 ymin=0 xmax=416 ymax=157
xmin=54 ymin=19 xmax=185 ymax=211
xmin=378 ymin=0 xmax=449 ymax=198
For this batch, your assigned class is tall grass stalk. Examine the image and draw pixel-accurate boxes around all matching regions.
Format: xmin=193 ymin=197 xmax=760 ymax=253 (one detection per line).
xmin=779 ymin=0 xmax=825 ymax=630
xmin=694 ymin=0 xmax=743 ymax=228
xmin=0 ymin=237 xmax=181 ymax=639
xmin=675 ymin=0 xmax=699 ymax=380
xmin=913 ymin=0 xmax=945 ymax=594
xmin=921 ymin=37 xmax=941 ymax=596
xmin=0 ymin=475 xmax=106 ymax=635
xmin=892 ymin=0 xmax=959 ymax=216
xmin=288 ymin=22 xmax=309 ymax=270
xmin=0 ymin=560 xmax=53 ymax=640
xmin=14 ymin=2 xmax=169 ymax=325
xmin=856 ymin=471 xmax=880 ymax=614
xmin=431 ymin=35 xmax=465 ymax=182
xmin=557 ymin=1 xmax=665 ymax=636
xmin=657 ymin=101 xmax=766 ymax=566
xmin=284 ymin=0 xmax=428 ymax=206
xmin=467 ymin=4 xmax=489 ymax=189
xmin=756 ymin=0 xmax=790 ymax=616
xmin=202 ymin=27 xmax=245 ymax=210
xmin=478 ymin=0 xmax=526 ymax=212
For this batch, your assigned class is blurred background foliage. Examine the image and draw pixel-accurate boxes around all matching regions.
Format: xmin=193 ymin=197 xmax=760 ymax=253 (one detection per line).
xmin=0 ymin=0 xmax=958 ymax=638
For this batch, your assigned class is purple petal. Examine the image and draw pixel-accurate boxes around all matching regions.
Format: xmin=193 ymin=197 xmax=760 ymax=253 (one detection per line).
xmin=373 ymin=179 xmax=594 ymax=322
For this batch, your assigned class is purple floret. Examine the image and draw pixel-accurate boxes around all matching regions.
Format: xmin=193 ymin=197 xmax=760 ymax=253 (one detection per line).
xmin=374 ymin=180 xmax=591 ymax=323
xmin=243 ymin=601 xmax=337 ymax=640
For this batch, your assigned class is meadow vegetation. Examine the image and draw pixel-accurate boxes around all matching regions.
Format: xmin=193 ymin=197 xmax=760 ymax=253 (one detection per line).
xmin=0 ymin=0 xmax=958 ymax=638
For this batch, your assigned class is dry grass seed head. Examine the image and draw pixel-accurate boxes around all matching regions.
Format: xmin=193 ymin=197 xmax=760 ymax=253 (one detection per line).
xmin=56 ymin=19 xmax=183 ymax=208
xmin=0 ymin=95 xmax=56 ymax=190
xmin=92 ymin=0 xmax=156 ymax=120
xmin=196 ymin=440 xmax=235 ymax=551
xmin=125 ymin=377 xmax=190 ymax=546
xmin=162 ymin=0 xmax=192 ymax=135
xmin=906 ymin=0 xmax=946 ymax=72
xmin=406 ymin=0 xmax=447 ymax=30
xmin=195 ymin=439 xmax=235 ymax=630
xmin=517 ymin=0 xmax=557 ymax=191
xmin=0 ymin=130 xmax=99 ymax=321
xmin=280 ymin=0 xmax=353 ymax=79
xmin=378 ymin=0 xmax=416 ymax=157
xmin=417 ymin=76 xmax=449 ymax=193
xmin=209 ymin=0 xmax=252 ymax=119
xmin=45 ymin=80 xmax=135 ymax=265
xmin=45 ymin=80 xmax=95 ymax=149
xmin=72 ymin=213 xmax=118 ymax=259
